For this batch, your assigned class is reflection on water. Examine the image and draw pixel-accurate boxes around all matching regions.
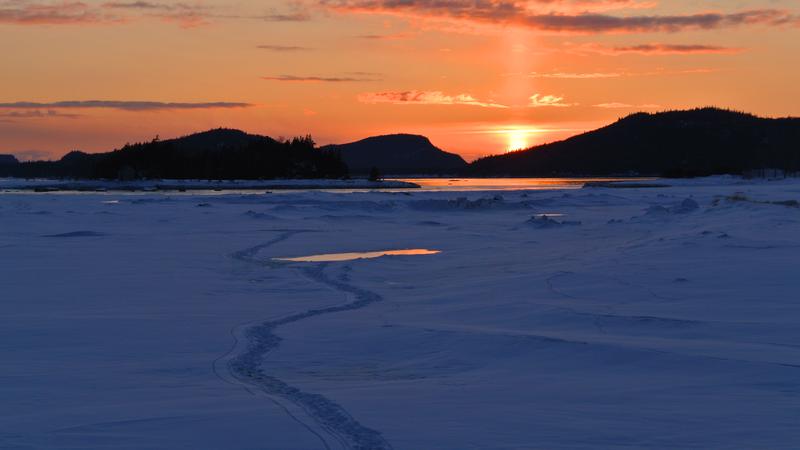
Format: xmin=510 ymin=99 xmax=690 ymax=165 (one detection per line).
xmin=274 ymin=249 xmax=440 ymax=262
xmin=397 ymin=178 xmax=655 ymax=191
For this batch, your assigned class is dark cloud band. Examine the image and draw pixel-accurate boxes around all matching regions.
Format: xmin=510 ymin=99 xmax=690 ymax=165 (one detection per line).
xmin=322 ymin=1 xmax=799 ymax=33
xmin=0 ymin=101 xmax=253 ymax=110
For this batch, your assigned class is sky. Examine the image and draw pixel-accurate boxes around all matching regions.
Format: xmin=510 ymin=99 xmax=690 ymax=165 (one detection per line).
xmin=1 ymin=0 xmax=799 ymax=161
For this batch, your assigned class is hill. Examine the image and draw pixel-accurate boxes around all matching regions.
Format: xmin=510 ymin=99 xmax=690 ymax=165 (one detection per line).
xmin=0 ymin=154 xmax=19 ymax=165
xmin=322 ymin=134 xmax=467 ymax=175
xmin=0 ymin=129 xmax=348 ymax=180
xmin=470 ymin=108 xmax=800 ymax=177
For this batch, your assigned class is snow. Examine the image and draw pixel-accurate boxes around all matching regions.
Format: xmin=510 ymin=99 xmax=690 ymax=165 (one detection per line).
xmin=1 ymin=177 xmax=800 ymax=449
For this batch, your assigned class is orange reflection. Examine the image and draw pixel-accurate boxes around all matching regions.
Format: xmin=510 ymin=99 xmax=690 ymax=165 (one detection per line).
xmin=275 ymin=249 xmax=441 ymax=262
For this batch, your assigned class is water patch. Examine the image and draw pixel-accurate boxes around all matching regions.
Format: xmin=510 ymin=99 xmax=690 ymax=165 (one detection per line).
xmin=275 ymin=248 xmax=440 ymax=262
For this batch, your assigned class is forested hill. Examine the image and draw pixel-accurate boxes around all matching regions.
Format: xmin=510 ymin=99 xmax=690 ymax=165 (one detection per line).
xmin=470 ymin=108 xmax=800 ymax=177
xmin=0 ymin=154 xmax=19 ymax=166
xmin=0 ymin=129 xmax=348 ymax=180
xmin=321 ymin=134 xmax=468 ymax=174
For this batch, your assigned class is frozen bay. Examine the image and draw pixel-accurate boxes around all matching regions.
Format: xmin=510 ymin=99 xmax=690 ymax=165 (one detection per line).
xmin=2 ymin=177 xmax=800 ymax=449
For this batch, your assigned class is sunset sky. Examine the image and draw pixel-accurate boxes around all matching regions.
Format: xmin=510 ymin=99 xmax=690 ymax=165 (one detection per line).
xmin=2 ymin=0 xmax=799 ymax=161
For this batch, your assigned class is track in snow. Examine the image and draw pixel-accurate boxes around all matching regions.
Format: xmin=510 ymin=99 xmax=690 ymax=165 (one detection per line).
xmin=218 ymin=231 xmax=393 ymax=450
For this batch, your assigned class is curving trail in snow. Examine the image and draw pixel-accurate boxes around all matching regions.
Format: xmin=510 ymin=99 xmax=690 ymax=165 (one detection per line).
xmin=221 ymin=232 xmax=394 ymax=450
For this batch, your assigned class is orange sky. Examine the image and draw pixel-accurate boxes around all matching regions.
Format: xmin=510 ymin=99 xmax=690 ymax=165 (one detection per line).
xmin=1 ymin=0 xmax=799 ymax=161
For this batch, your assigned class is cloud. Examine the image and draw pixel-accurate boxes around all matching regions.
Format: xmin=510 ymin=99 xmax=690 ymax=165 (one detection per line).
xmin=102 ymin=1 xmax=211 ymax=27
xmin=523 ymin=10 xmax=798 ymax=33
xmin=565 ymin=42 xmax=743 ymax=55
xmin=0 ymin=0 xmax=209 ymax=26
xmin=257 ymin=44 xmax=312 ymax=51
xmin=529 ymin=94 xmax=577 ymax=107
xmin=257 ymin=3 xmax=312 ymax=22
xmin=259 ymin=12 xmax=311 ymax=21
xmin=0 ymin=109 xmax=80 ymax=119
xmin=355 ymin=32 xmax=411 ymax=40
xmin=0 ymin=0 xmax=300 ymax=27
xmin=358 ymin=90 xmax=508 ymax=108
xmin=609 ymin=43 xmax=743 ymax=54
xmin=0 ymin=101 xmax=253 ymax=110
xmin=263 ymin=75 xmax=381 ymax=82
xmin=0 ymin=1 xmax=114 ymax=25
xmin=525 ymin=66 xmax=721 ymax=79
xmin=103 ymin=1 xmax=173 ymax=9
xmin=320 ymin=1 xmax=799 ymax=34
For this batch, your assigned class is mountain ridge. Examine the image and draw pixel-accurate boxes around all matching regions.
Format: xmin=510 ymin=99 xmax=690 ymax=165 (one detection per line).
xmin=3 ymin=108 xmax=799 ymax=179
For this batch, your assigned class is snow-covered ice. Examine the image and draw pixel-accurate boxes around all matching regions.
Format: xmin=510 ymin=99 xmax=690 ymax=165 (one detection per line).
xmin=1 ymin=177 xmax=800 ymax=449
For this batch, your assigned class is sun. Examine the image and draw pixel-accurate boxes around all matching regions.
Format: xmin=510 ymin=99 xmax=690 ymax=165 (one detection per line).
xmin=506 ymin=130 xmax=529 ymax=152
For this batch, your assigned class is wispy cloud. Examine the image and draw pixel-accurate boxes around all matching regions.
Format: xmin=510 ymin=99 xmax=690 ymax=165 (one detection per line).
xmin=564 ymin=42 xmax=743 ymax=56
xmin=0 ymin=1 xmax=115 ymax=25
xmin=263 ymin=75 xmax=381 ymax=82
xmin=102 ymin=1 xmax=211 ymax=27
xmin=355 ymin=32 xmax=411 ymax=40
xmin=358 ymin=90 xmax=508 ymax=108
xmin=320 ymin=1 xmax=799 ymax=34
xmin=0 ymin=109 xmax=80 ymax=119
xmin=258 ymin=11 xmax=311 ymax=22
xmin=609 ymin=43 xmax=743 ymax=54
xmin=0 ymin=0 xmax=209 ymax=26
xmin=525 ymin=66 xmax=720 ymax=79
xmin=0 ymin=1 xmax=310 ymax=27
xmin=529 ymin=94 xmax=577 ymax=107
xmin=0 ymin=100 xmax=253 ymax=110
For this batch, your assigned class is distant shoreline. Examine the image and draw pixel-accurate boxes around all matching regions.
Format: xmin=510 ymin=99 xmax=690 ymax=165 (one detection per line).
xmin=0 ymin=178 xmax=420 ymax=193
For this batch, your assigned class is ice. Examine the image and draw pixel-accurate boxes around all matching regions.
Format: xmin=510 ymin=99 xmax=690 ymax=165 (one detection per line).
xmin=526 ymin=215 xmax=582 ymax=228
xmin=1 ymin=176 xmax=800 ymax=449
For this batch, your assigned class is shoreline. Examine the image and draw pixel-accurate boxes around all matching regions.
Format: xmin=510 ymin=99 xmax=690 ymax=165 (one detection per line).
xmin=0 ymin=178 xmax=420 ymax=193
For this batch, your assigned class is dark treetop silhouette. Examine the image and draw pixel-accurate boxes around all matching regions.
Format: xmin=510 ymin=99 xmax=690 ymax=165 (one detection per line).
xmin=0 ymin=129 xmax=348 ymax=180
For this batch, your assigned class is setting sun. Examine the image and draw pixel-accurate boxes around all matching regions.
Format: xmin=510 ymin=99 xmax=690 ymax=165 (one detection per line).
xmin=506 ymin=130 xmax=529 ymax=152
